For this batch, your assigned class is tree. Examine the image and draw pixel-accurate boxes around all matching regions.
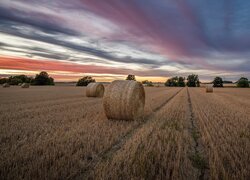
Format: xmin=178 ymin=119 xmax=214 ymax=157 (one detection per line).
xmin=32 ymin=71 xmax=55 ymax=85
xmin=165 ymin=76 xmax=178 ymax=87
xmin=213 ymin=77 xmax=223 ymax=87
xmin=142 ymin=80 xmax=153 ymax=86
xmin=14 ymin=75 xmax=32 ymax=83
xmin=8 ymin=75 xmax=32 ymax=85
xmin=0 ymin=78 xmax=8 ymax=84
xmin=187 ymin=74 xmax=200 ymax=87
xmin=0 ymin=75 xmax=32 ymax=85
xmin=126 ymin=74 xmax=136 ymax=81
xmin=76 ymin=76 xmax=95 ymax=86
xmin=237 ymin=77 xmax=249 ymax=88
xmin=9 ymin=77 xmax=22 ymax=85
xmin=165 ymin=76 xmax=185 ymax=87
xmin=178 ymin=77 xmax=185 ymax=87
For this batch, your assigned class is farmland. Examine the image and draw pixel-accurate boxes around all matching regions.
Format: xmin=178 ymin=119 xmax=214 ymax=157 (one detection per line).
xmin=0 ymin=86 xmax=249 ymax=179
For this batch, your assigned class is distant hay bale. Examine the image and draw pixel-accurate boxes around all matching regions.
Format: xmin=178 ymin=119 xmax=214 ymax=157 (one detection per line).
xmin=206 ymin=84 xmax=213 ymax=93
xmin=103 ymin=80 xmax=145 ymax=121
xmin=86 ymin=83 xmax=104 ymax=97
xmin=2 ymin=83 xmax=10 ymax=88
xmin=21 ymin=83 xmax=30 ymax=88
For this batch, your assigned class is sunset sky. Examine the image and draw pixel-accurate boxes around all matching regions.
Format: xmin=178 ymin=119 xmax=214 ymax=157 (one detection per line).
xmin=0 ymin=0 xmax=250 ymax=82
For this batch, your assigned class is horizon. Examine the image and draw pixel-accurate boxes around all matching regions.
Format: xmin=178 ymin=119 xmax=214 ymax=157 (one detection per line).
xmin=1 ymin=1 xmax=250 ymax=82
xmin=0 ymin=72 xmax=240 ymax=84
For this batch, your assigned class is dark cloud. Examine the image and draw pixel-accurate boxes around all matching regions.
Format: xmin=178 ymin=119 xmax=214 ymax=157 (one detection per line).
xmin=0 ymin=21 xmax=166 ymax=67
xmin=81 ymin=0 xmax=250 ymax=56
xmin=30 ymin=52 xmax=70 ymax=60
xmin=0 ymin=6 xmax=78 ymax=36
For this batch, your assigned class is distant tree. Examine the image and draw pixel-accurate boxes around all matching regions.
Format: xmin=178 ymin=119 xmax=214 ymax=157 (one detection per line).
xmin=14 ymin=75 xmax=32 ymax=83
xmin=142 ymin=80 xmax=153 ymax=86
xmin=32 ymin=71 xmax=54 ymax=85
xmin=126 ymin=74 xmax=136 ymax=81
xmin=165 ymin=76 xmax=178 ymax=87
xmin=9 ymin=75 xmax=32 ymax=85
xmin=197 ymin=80 xmax=200 ymax=87
xmin=178 ymin=77 xmax=186 ymax=87
xmin=76 ymin=76 xmax=95 ymax=86
xmin=165 ymin=76 xmax=185 ymax=87
xmin=237 ymin=77 xmax=249 ymax=88
xmin=187 ymin=74 xmax=200 ymax=87
xmin=9 ymin=77 xmax=22 ymax=85
xmin=1 ymin=75 xmax=32 ymax=85
xmin=0 ymin=78 xmax=8 ymax=84
xmin=213 ymin=77 xmax=223 ymax=87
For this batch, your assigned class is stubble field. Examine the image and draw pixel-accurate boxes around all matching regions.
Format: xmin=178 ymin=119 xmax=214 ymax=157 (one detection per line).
xmin=0 ymin=86 xmax=249 ymax=179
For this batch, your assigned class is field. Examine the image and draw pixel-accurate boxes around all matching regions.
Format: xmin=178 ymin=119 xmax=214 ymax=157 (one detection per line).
xmin=0 ymin=86 xmax=249 ymax=179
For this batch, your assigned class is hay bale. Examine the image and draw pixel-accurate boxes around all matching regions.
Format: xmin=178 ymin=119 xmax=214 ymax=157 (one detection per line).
xmin=2 ymin=83 xmax=10 ymax=88
xmin=21 ymin=83 xmax=30 ymax=88
xmin=86 ymin=83 xmax=104 ymax=97
xmin=103 ymin=80 xmax=145 ymax=121
xmin=18 ymin=83 xmax=22 ymax=86
xmin=206 ymin=84 xmax=213 ymax=93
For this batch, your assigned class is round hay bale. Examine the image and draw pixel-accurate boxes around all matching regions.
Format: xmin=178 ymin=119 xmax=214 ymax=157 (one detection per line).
xmin=103 ymin=80 xmax=145 ymax=121
xmin=86 ymin=83 xmax=104 ymax=97
xmin=206 ymin=84 xmax=213 ymax=93
xmin=2 ymin=83 xmax=10 ymax=88
xmin=21 ymin=83 xmax=30 ymax=88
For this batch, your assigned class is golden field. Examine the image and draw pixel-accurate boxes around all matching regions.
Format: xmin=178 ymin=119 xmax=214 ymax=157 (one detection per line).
xmin=0 ymin=86 xmax=249 ymax=179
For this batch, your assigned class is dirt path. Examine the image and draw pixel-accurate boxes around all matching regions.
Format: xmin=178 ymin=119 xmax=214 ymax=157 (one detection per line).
xmin=187 ymin=88 xmax=209 ymax=180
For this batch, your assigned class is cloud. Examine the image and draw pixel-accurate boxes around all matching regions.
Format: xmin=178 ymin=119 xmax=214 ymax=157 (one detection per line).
xmin=0 ymin=0 xmax=250 ymax=81
xmin=0 ymin=56 xmax=123 ymax=74
xmin=0 ymin=6 xmax=77 ymax=36
xmin=0 ymin=56 xmax=173 ymax=77
xmin=0 ymin=25 xmax=167 ymax=67
xmin=80 ymin=1 xmax=250 ymax=62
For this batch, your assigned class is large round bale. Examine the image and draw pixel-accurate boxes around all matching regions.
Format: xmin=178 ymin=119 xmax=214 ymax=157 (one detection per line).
xmin=2 ymin=83 xmax=10 ymax=88
xmin=21 ymin=83 xmax=30 ymax=88
xmin=206 ymin=84 xmax=213 ymax=93
xmin=86 ymin=83 xmax=105 ymax=97
xmin=103 ymin=80 xmax=145 ymax=121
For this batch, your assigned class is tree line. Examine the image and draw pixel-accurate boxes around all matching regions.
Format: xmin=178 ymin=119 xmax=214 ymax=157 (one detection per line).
xmin=76 ymin=74 xmax=249 ymax=88
xmin=165 ymin=75 xmax=249 ymax=88
xmin=1 ymin=72 xmax=249 ymax=88
xmin=0 ymin=71 xmax=54 ymax=86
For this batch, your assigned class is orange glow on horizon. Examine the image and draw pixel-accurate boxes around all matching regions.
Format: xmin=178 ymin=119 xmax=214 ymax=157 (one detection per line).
xmin=0 ymin=56 xmax=167 ymax=82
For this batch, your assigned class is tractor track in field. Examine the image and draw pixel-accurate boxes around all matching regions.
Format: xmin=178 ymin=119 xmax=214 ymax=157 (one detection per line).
xmin=74 ymin=87 xmax=184 ymax=179
xmin=187 ymin=88 xmax=209 ymax=180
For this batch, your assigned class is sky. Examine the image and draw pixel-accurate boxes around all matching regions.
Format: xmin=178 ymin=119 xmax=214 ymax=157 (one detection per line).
xmin=0 ymin=0 xmax=250 ymax=82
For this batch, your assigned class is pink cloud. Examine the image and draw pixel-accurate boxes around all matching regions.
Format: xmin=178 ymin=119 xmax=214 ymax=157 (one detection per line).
xmin=0 ymin=56 xmax=128 ymax=75
xmin=80 ymin=0 xmax=213 ymax=68
xmin=0 ymin=56 xmax=176 ymax=80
